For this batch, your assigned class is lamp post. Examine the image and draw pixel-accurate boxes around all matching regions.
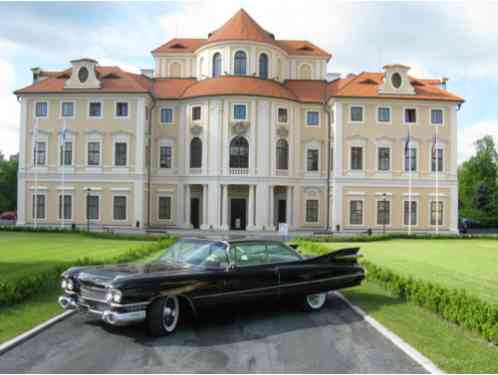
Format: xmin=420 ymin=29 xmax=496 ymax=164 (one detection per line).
xmin=86 ymin=188 xmax=91 ymax=232
xmin=382 ymin=193 xmax=387 ymax=234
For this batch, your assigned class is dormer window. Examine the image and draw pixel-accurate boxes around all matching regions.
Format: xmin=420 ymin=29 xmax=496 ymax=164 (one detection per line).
xmin=78 ymin=67 xmax=89 ymax=83
xmin=391 ymin=72 xmax=402 ymax=88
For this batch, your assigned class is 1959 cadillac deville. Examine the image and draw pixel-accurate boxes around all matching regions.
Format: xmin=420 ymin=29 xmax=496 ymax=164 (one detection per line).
xmin=58 ymin=238 xmax=365 ymax=336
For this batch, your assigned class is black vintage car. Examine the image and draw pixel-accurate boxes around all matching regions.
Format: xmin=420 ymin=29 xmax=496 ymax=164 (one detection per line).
xmin=59 ymin=238 xmax=365 ymax=336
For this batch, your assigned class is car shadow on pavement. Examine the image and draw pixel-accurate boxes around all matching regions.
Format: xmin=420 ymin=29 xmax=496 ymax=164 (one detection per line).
xmin=83 ymin=292 xmax=380 ymax=348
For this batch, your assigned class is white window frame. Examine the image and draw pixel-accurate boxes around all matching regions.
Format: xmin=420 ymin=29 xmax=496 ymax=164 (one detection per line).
xmin=57 ymin=131 xmax=75 ymax=169
xmin=158 ymin=139 xmax=175 ymax=170
xmin=430 ymin=107 xmax=445 ymax=127
xmin=257 ymin=51 xmax=271 ymax=79
xmin=112 ymin=133 xmax=130 ymax=168
xmin=157 ymin=194 xmax=173 ymax=222
xmin=31 ymin=192 xmax=48 ymax=221
xmin=34 ymin=101 xmax=49 ymax=119
xmin=375 ymin=196 xmax=392 ymax=228
xmin=191 ymin=105 xmax=202 ymax=122
xmin=402 ymin=197 xmax=419 ymax=227
xmin=277 ymin=106 xmax=289 ymax=124
xmin=112 ymin=194 xmax=128 ymax=223
xmin=33 ymin=139 xmax=48 ymax=168
xmin=348 ymin=197 xmax=365 ymax=226
xmin=85 ymin=192 xmax=101 ymax=222
xmin=403 ymin=106 xmax=418 ymax=125
xmin=428 ymin=197 xmax=446 ymax=226
xmin=60 ymin=100 xmax=76 ymax=119
xmin=233 ymin=48 xmax=249 ymax=75
xmin=57 ymin=192 xmax=73 ymax=221
xmin=402 ymin=141 xmax=419 ymax=175
xmin=348 ymin=139 xmax=366 ymax=174
xmin=159 ymin=106 xmax=175 ymax=125
xmin=114 ymin=101 xmax=130 ymax=119
xmin=231 ymin=103 xmax=248 ymax=122
xmin=304 ymin=141 xmax=320 ymax=175
xmin=376 ymin=143 xmax=392 ymax=173
xmin=376 ymin=105 xmax=392 ymax=125
xmin=86 ymin=140 xmax=102 ymax=168
xmin=87 ymin=100 xmax=104 ymax=120
xmin=429 ymin=143 xmax=445 ymax=174
xmin=305 ymin=109 xmax=321 ymax=128
xmin=304 ymin=199 xmax=320 ymax=224
xmin=349 ymin=104 xmax=365 ymax=124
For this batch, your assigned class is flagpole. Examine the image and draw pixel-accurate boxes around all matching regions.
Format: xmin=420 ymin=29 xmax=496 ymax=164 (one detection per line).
xmin=436 ymin=125 xmax=439 ymax=234
xmin=61 ymin=118 xmax=66 ymax=229
xmin=408 ymin=126 xmax=412 ymax=235
xmin=33 ymin=118 xmax=39 ymax=229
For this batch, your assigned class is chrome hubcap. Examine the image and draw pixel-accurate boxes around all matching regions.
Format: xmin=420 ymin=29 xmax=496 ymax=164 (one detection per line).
xmin=162 ymin=296 xmax=179 ymax=332
xmin=306 ymin=293 xmax=327 ymax=309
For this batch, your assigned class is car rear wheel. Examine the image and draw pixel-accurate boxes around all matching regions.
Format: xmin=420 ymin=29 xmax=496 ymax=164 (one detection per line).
xmin=147 ymin=296 xmax=180 ymax=336
xmin=302 ymin=292 xmax=327 ymax=311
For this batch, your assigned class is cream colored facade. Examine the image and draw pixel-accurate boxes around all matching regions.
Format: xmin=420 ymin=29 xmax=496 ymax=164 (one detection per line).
xmin=15 ymin=11 xmax=461 ymax=233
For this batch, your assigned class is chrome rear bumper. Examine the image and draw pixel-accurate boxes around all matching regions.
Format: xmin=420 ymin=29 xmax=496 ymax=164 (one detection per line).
xmin=58 ymin=295 xmax=146 ymax=326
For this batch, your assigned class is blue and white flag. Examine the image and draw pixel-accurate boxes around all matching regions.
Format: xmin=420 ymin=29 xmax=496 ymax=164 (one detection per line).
xmin=404 ymin=128 xmax=411 ymax=154
xmin=59 ymin=127 xmax=68 ymax=145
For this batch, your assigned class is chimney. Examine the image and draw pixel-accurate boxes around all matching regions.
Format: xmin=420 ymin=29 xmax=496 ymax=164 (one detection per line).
xmin=31 ymin=67 xmax=42 ymax=83
xmin=140 ymin=69 xmax=154 ymax=79
xmin=441 ymin=77 xmax=448 ymax=90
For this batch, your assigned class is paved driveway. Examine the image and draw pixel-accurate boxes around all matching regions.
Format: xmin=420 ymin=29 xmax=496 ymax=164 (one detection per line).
xmin=0 ymin=293 xmax=426 ymax=373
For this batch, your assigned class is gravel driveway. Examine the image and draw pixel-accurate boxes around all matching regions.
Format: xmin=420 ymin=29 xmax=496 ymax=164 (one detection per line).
xmin=0 ymin=293 xmax=426 ymax=373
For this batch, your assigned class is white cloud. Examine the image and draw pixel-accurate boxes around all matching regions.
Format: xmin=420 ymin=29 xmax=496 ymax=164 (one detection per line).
xmin=0 ymin=58 xmax=20 ymax=158
xmin=458 ymin=120 xmax=498 ymax=163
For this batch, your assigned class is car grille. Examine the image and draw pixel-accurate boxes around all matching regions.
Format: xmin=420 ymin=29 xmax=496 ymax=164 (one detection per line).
xmin=80 ymin=285 xmax=107 ymax=303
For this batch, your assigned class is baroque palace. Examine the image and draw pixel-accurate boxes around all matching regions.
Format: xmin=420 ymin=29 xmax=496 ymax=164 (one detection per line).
xmin=14 ymin=9 xmax=463 ymax=233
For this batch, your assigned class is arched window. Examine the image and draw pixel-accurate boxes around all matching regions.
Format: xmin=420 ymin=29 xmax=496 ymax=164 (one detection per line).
xmin=299 ymin=64 xmax=312 ymax=79
xmin=276 ymin=139 xmax=289 ymax=170
xmin=212 ymin=52 xmax=222 ymax=77
xmin=234 ymin=51 xmax=247 ymax=75
xmin=190 ymin=138 xmax=202 ymax=168
xmin=259 ymin=53 xmax=269 ymax=79
xmin=229 ymin=136 xmax=249 ymax=168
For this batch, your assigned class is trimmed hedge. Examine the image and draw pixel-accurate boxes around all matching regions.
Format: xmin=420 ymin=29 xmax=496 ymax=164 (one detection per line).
xmin=297 ymin=240 xmax=498 ymax=345
xmin=0 ymin=237 xmax=176 ymax=306
xmin=295 ymin=233 xmax=498 ymax=243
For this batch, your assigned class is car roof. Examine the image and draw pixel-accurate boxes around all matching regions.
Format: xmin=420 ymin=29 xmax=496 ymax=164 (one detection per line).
xmin=179 ymin=236 xmax=285 ymax=245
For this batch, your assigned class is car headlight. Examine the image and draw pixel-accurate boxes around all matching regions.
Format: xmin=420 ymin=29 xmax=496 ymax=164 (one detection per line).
xmin=66 ymin=278 xmax=74 ymax=291
xmin=61 ymin=279 xmax=67 ymax=289
xmin=106 ymin=289 xmax=122 ymax=304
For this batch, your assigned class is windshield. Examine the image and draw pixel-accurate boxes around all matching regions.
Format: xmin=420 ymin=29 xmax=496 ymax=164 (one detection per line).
xmin=159 ymin=239 xmax=228 ymax=268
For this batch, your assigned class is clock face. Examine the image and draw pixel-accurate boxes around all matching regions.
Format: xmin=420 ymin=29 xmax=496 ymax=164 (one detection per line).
xmin=391 ymin=72 xmax=402 ymax=88
xmin=78 ymin=67 xmax=89 ymax=83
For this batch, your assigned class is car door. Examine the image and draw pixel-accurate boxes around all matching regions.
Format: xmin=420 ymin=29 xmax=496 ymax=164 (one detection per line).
xmin=222 ymin=242 xmax=279 ymax=302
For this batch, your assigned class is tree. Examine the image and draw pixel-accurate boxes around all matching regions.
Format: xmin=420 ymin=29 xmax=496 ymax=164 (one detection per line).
xmin=458 ymin=135 xmax=498 ymax=221
xmin=0 ymin=157 xmax=18 ymax=213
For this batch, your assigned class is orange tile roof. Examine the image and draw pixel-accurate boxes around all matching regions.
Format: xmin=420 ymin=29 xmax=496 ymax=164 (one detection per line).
xmin=152 ymin=78 xmax=197 ymax=99
xmin=327 ymin=72 xmax=463 ymax=102
xmin=284 ymin=80 xmax=327 ymax=103
xmin=151 ymin=9 xmax=331 ymax=59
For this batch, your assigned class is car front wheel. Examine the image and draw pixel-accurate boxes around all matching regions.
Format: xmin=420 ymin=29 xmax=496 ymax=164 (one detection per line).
xmin=147 ymin=295 xmax=180 ymax=336
xmin=302 ymin=292 xmax=327 ymax=311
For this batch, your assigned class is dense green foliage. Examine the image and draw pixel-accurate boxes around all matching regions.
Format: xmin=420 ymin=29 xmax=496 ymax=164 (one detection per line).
xmin=0 ymin=158 xmax=17 ymax=213
xmin=458 ymin=135 xmax=498 ymax=225
xmin=344 ymin=282 xmax=498 ymax=373
xmin=0 ymin=232 xmax=176 ymax=305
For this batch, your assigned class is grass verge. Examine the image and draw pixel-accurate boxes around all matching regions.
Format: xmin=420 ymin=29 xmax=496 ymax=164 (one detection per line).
xmin=343 ymin=281 xmax=498 ymax=373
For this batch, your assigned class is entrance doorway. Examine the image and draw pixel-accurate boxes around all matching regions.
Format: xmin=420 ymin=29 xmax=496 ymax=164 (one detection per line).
xmin=277 ymin=199 xmax=287 ymax=224
xmin=230 ymin=199 xmax=246 ymax=230
xmin=191 ymin=198 xmax=200 ymax=229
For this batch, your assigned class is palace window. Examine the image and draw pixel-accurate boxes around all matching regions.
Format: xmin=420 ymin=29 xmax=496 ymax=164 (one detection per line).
xmin=115 ymin=102 xmax=128 ymax=117
xmin=307 ymin=149 xmax=319 ymax=171
xmin=432 ymin=148 xmax=444 ymax=172
xmin=404 ymin=201 xmax=417 ymax=226
xmin=159 ymin=196 xmax=172 ymax=220
xmin=350 ymin=106 xmax=364 ymax=122
xmin=404 ymin=108 xmax=417 ymax=124
xmin=278 ymin=108 xmax=288 ymax=123
xmin=86 ymin=195 xmax=99 ymax=220
xmin=430 ymin=201 xmax=443 ymax=225
xmin=259 ymin=53 xmax=269 ymax=79
xmin=160 ymin=108 xmax=173 ymax=124
xmin=114 ymin=142 xmax=127 ymax=167
xmin=61 ymin=102 xmax=74 ymax=117
xmin=378 ymin=147 xmax=390 ymax=171
xmin=113 ymin=196 xmax=127 ymax=221
xmin=32 ymin=194 xmax=46 ymax=219
xmin=350 ymin=200 xmax=363 ymax=225
xmin=192 ymin=106 xmax=201 ymax=121
xmin=234 ymin=51 xmax=247 ymax=75
xmin=233 ymin=104 xmax=247 ymax=121
xmin=58 ymin=194 xmax=72 ymax=220
xmin=190 ymin=138 xmax=202 ymax=168
xmin=351 ymin=146 xmax=363 ymax=170
xmin=212 ymin=52 xmax=222 ymax=77
xmin=377 ymin=200 xmax=390 ymax=225
xmin=229 ymin=136 xmax=249 ymax=168
xmin=306 ymin=111 xmax=319 ymax=126
xmin=160 ymin=145 xmax=172 ymax=168
xmin=33 ymin=142 xmax=46 ymax=166
xmin=431 ymin=109 xmax=443 ymax=125
xmin=59 ymin=142 xmax=73 ymax=166
xmin=404 ymin=147 xmax=417 ymax=172
xmin=35 ymin=102 xmax=48 ymax=118
xmin=305 ymin=200 xmax=319 ymax=223
xmin=87 ymin=142 xmax=100 ymax=166
xmin=276 ymin=139 xmax=289 ymax=170
xmin=377 ymin=107 xmax=391 ymax=123
xmin=89 ymin=102 xmax=102 ymax=117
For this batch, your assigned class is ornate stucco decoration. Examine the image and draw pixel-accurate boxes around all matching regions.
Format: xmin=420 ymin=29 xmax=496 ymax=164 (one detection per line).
xmin=191 ymin=124 xmax=203 ymax=136
xmin=304 ymin=186 xmax=322 ymax=196
xmin=276 ymin=125 xmax=288 ymax=138
xmin=231 ymin=121 xmax=250 ymax=136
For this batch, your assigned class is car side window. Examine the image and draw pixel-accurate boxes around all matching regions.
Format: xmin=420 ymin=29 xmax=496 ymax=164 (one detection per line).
xmin=267 ymin=243 xmax=301 ymax=264
xmin=230 ymin=243 xmax=268 ymax=267
xmin=200 ymin=243 xmax=229 ymax=269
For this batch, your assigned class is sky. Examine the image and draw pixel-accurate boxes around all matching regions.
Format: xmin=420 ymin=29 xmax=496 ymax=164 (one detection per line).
xmin=1 ymin=0 xmax=497 ymax=163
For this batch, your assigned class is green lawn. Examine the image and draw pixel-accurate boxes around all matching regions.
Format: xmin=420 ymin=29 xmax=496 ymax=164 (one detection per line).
xmin=0 ymin=232 xmax=149 ymax=284
xmin=343 ymin=281 xmax=498 ymax=373
xmin=313 ymin=239 xmax=498 ymax=304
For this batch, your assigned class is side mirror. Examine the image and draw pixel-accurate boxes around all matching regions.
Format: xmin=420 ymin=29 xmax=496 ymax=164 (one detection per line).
xmin=289 ymin=244 xmax=299 ymax=250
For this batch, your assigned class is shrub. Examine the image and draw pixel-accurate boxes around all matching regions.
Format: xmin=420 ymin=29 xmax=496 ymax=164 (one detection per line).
xmin=294 ymin=232 xmax=498 ymax=243
xmin=0 ymin=237 xmax=176 ymax=306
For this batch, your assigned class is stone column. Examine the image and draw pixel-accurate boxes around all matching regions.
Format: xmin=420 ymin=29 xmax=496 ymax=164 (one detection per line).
xmin=269 ymin=185 xmax=275 ymax=230
xmin=184 ymin=184 xmax=192 ymax=229
xmin=254 ymin=183 xmax=269 ymax=230
xmin=206 ymin=182 xmax=220 ymax=230
xmin=246 ymin=184 xmax=256 ymax=230
xmin=286 ymin=186 xmax=292 ymax=227
xmin=200 ymin=184 xmax=209 ymax=230
xmin=221 ymin=184 xmax=229 ymax=231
